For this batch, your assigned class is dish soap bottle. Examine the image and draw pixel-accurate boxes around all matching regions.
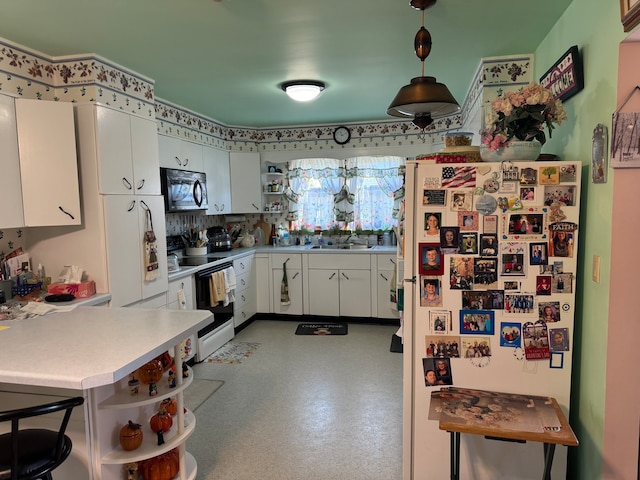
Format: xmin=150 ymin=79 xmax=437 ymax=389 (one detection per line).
xmin=277 ymin=224 xmax=289 ymax=246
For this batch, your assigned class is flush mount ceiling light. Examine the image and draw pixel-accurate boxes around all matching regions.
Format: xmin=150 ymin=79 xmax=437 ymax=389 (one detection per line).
xmin=387 ymin=0 xmax=460 ymax=130
xmin=281 ymin=80 xmax=326 ymax=102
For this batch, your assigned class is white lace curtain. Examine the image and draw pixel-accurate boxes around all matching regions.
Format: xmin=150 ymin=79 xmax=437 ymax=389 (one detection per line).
xmin=285 ymin=156 xmax=405 ymax=231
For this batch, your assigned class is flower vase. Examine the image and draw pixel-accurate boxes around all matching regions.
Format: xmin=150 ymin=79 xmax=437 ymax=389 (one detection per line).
xmin=479 ymin=140 xmax=542 ymax=162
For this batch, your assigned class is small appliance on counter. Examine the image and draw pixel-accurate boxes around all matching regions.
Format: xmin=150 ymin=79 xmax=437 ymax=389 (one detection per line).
xmin=206 ymin=226 xmax=232 ymax=252
xmin=167 ymin=253 xmax=180 ymax=272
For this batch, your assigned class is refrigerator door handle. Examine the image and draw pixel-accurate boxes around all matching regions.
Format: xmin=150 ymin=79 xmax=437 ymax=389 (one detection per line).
xmin=403 ymin=276 xmax=416 ymax=284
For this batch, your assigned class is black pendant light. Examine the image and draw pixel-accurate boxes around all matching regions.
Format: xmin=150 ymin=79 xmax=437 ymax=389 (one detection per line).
xmin=387 ymin=0 xmax=460 ymax=130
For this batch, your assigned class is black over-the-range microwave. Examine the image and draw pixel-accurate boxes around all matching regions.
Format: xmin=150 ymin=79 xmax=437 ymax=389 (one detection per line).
xmin=160 ymin=167 xmax=208 ymax=213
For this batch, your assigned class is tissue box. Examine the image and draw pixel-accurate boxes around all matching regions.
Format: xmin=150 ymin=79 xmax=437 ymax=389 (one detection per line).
xmin=47 ymin=281 xmax=96 ymax=298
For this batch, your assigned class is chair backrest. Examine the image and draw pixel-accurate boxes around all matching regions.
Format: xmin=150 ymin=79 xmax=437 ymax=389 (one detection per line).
xmin=0 ymin=396 xmax=84 ymax=480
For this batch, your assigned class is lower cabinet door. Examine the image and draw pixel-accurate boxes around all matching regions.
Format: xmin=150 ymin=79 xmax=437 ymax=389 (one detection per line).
xmin=272 ymin=268 xmax=303 ymax=315
xmin=307 ymin=269 xmax=339 ymax=316
xmin=338 ymin=269 xmax=371 ymax=317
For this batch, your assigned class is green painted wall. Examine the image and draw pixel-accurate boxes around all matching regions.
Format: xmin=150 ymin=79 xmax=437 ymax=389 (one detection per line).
xmin=534 ymin=0 xmax=625 ymax=478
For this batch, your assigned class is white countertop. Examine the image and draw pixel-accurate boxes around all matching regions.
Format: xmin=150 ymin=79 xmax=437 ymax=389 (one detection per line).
xmin=168 ymin=245 xmax=397 ymax=281
xmin=0 ymin=306 xmax=212 ymax=390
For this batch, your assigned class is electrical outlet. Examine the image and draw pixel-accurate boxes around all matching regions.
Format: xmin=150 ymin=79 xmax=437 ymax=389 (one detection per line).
xmin=592 ymin=255 xmax=601 ymax=283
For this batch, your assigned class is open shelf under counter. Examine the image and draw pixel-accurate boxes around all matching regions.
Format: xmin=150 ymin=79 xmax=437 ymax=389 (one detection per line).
xmin=101 ymin=409 xmax=195 ymax=464
xmin=100 ymin=450 xmax=197 ymax=480
xmin=99 ymin=366 xmax=194 ymax=410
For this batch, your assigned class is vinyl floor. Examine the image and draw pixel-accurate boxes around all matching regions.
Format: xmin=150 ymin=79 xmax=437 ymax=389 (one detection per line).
xmin=188 ymin=319 xmax=403 ymax=480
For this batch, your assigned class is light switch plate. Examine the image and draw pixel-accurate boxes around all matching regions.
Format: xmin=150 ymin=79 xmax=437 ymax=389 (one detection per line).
xmin=592 ymin=255 xmax=601 ymax=283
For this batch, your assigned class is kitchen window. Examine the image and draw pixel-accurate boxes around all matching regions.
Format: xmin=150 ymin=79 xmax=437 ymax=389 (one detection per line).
xmin=286 ymin=156 xmax=405 ymax=232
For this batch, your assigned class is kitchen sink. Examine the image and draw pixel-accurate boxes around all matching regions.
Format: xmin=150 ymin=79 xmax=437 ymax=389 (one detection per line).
xmin=310 ymin=244 xmax=373 ymax=250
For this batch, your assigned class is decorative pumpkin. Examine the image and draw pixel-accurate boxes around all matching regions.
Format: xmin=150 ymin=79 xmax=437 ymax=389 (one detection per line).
xmin=161 ymin=397 xmax=178 ymax=416
xmin=119 ymin=420 xmax=143 ymax=451
xmin=137 ymin=359 xmax=164 ymax=385
xmin=139 ymin=448 xmax=180 ymax=480
xmin=149 ymin=405 xmax=173 ymax=433
xmin=155 ymin=351 xmax=174 ymax=372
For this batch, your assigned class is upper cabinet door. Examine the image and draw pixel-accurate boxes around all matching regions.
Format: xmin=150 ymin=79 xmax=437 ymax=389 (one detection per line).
xmin=95 ymin=106 xmax=135 ymax=194
xmin=158 ymin=135 xmax=183 ymax=170
xmin=130 ymin=115 xmax=161 ymax=195
xmin=181 ymin=141 xmax=203 ymax=172
xmin=230 ymin=152 xmax=262 ymax=213
xmin=158 ymin=135 xmax=204 ymax=172
xmin=0 ymin=95 xmax=24 ymax=228
xmin=203 ymin=145 xmax=231 ymax=215
xmin=15 ymin=98 xmax=81 ymax=226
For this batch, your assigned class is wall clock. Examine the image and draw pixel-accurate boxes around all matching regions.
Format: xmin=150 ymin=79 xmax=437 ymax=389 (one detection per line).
xmin=333 ymin=126 xmax=351 ymax=145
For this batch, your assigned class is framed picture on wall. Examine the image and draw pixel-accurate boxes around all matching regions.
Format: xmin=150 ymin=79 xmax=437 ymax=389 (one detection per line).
xmin=621 ymin=0 xmax=640 ymax=32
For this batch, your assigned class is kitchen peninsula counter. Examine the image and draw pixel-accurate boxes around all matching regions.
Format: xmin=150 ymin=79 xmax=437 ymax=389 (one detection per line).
xmin=0 ymin=306 xmax=212 ymax=389
xmin=0 ymin=307 xmax=213 ymax=479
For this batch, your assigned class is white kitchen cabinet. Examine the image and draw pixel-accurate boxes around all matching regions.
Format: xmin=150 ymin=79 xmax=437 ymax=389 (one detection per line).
xmin=255 ymin=254 xmax=270 ymax=313
xmin=306 ymin=254 xmax=372 ymax=317
xmin=230 ymin=152 xmax=262 ymax=213
xmin=159 ymin=134 xmax=203 ymax=172
xmin=93 ymin=105 xmax=160 ymax=195
xmin=375 ymin=254 xmax=399 ymax=319
xmin=103 ymin=195 xmax=168 ymax=307
xmin=0 ymin=94 xmax=24 ymax=228
xmin=233 ymin=254 xmax=256 ymax=328
xmin=26 ymin=105 xmax=168 ymax=308
xmin=203 ymin=145 xmax=231 ymax=215
xmin=271 ymin=253 xmax=303 ymax=315
xmin=11 ymin=98 xmax=81 ymax=227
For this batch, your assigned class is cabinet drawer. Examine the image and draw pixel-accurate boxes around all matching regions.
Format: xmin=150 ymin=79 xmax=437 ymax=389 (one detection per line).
xmin=168 ymin=277 xmax=194 ymax=300
xmin=307 ymin=253 xmax=370 ymax=270
xmin=234 ymin=288 xmax=252 ymax=310
xmin=271 ymin=253 xmax=302 ymax=269
xmin=377 ymin=254 xmax=397 ymax=270
xmin=233 ymin=255 xmax=254 ymax=274
xmin=235 ymin=270 xmax=252 ymax=293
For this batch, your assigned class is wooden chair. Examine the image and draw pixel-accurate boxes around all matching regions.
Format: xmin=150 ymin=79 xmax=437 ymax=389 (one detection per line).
xmin=0 ymin=396 xmax=84 ymax=480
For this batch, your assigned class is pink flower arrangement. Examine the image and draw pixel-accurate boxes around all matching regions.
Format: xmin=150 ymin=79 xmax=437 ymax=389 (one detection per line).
xmin=480 ymin=82 xmax=567 ymax=151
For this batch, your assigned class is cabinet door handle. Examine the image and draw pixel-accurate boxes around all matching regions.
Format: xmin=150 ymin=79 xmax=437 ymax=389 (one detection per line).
xmin=252 ymin=203 xmax=260 ymax=211
xmin=221 ymin=204 xmax=225 ymax=211
xmin=240 ymin=262 xmax=245 ymax=270
xmin=341 ymin=272 xmax=350 ymax=280
xmin=380 ymin=273 xmax=389 ymax=281
xmin=122 ymin=177 xmax=133 ymax=190
xmin=136 ymin=178 xmax=145 ymax=190
xmin=184 ymin=158 xmax=189 ymax=167
xmin=292 ymin=272 xmax=300 ymax=280
xmin=58 ymin=206 xmax=75 ymax=220
xmin=329 ymin=272 xmax=336 ymax=280
xmin=241 ymin=294 xmax=246 ymax=302
xmin=174 ymin=156 xmax=182 ymax=166
xmin=127 ymin=200 xmax=136 ymax=212
xmin=390 ymin=258 xmax=397 ymax=266
xmin=241 ymin=279 xmax=246 ymax=286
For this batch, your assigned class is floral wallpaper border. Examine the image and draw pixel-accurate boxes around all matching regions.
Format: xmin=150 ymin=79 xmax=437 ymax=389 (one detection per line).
xmin=0 ymin=37 xmax=156 ymax=118
xmin=0 ymin=35 xmax=533 ymax=153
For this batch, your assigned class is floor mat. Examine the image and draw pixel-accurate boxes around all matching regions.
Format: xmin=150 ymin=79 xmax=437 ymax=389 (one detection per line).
xmin=295 ymin=323 xmax=348 ymax=335
xmin=184 ymin=379 xmax=224 ymax=411
xmin=205 ymin=341 xmax=261 ymax=364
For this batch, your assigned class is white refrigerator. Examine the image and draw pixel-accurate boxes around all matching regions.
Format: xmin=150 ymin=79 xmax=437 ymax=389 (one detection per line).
xmin=402 ymin=160 xmax=581 ymax=479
